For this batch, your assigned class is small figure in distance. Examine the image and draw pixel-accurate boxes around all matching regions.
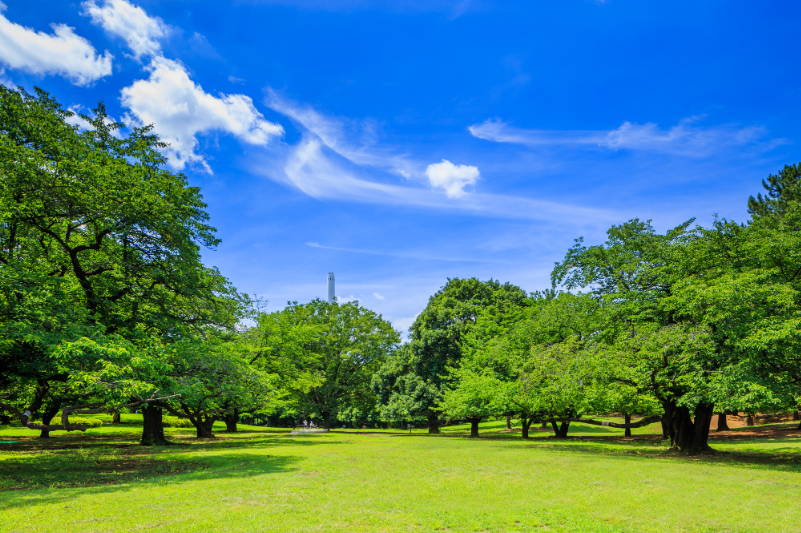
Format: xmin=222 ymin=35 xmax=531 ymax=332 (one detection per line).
xmin=310 ymin=421 xmax=315 ymax=428
xmin=303 ymin=419 xmax=308 ymax=429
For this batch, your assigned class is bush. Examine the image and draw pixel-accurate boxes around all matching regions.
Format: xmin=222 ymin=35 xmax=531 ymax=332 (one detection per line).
xmin=163 ymin=418 xmax=194 ymax=428
xmin=69 ymin=417 xmax=104 ymax=428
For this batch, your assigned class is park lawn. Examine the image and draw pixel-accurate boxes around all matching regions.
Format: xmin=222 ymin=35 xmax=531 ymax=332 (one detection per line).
xmin=1 ymin=419 xmax=800 ymax=533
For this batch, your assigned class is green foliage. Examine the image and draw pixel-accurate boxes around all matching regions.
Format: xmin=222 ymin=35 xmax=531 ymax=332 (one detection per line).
xmin=162 ymin=418 xmax=194 ymax=428
xmin=254 ymin=299 xmax=399 ymax=428
xmin=66 ymin=417 xmax=103 ymax=428
xmin=374 ymin=278 xmax=529 ymax=428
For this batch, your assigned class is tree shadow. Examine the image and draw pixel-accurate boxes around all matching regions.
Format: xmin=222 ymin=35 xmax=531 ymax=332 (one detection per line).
xmin=0 ymin=431 xmax=346 ymax=496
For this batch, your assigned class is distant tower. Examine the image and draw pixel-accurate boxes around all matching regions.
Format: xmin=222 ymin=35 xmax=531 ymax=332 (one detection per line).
xmin=327 ymin=272 xmax=335 ymax=304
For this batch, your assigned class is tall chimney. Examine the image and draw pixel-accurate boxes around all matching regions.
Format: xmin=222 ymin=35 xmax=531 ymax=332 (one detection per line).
xmin=327 ymin=272 xmax=335 ymax=304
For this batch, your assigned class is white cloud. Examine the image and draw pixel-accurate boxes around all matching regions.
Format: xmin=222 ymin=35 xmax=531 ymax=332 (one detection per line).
xmin=469 ymin=117 xmax=777 ymax=156
xmin=0 ymin=2 xmax=112 ymax=86
xmin=373 ymin=292 xmax=385 ymax=300
xmin=82 ymin=0 xmax=167 ymax=60
xmin=121 ymin=57 xmax=284 ymax=171
xmin=424 ymin=159 xmax=479 ymax=198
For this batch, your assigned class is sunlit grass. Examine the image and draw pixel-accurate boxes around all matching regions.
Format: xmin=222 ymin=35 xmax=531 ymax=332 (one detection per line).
xmin=1 ymin=417 xmax=800 ymax=532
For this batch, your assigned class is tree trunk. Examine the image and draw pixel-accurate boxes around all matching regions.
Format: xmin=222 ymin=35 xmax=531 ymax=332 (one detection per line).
xmin=39 ymin=406 xmax=60 ymax=439
xmin=195 ymin=416 xmax=216 ymax=438
xmin=141 ymin=405 xmax=169 ymax=446
xmin=550 ymin=421 xmax=570 ymax=438
xmin=541 ymin=421 xmax=547 ymax=429
xmin=322 ymin=412 xmax=330 ymax=431
xmin=745 ymin=414 xmax=754 ymax=426
xmin=660 ymin=411 xmax=670 ymax=439
xmin=111 ymin=411 xmax=121 ymax=424
xmin=427 ymin=412 xmax=440 ymax=434
xmin=663 ymin=400 xmax=715 ymax=455
xmin=624 ymin=414 xmax=632 ymax=438
xmin=468 ymin=417 xmax=480 ymax=438
xmin=521 ymin=416 xmax=533 ymax=439
xmin=224 ymin=409 xmax=239 ymax=433
xmin=716 ymin=412 xmax=729 ymax=431
xmin=793 ymin=411 xmax=800 ymax=421
xmin=506 ymin=416 xmax=512 ymax=430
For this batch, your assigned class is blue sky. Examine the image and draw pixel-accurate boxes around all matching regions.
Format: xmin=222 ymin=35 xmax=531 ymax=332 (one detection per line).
xmin=2 ymin=0 xmax=800 ymax=333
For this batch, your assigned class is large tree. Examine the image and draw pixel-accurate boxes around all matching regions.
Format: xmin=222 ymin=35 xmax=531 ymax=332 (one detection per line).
xmin=256 ymin=299 xmax=399 ymax=430
xmin=374 ymin=278 xmax=529 ymax=433
xmin=0 ymin=85 xmax=246 ymax=439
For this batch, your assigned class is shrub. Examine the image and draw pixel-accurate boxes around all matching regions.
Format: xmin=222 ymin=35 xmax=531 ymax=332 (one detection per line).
xmin=163 ymin=418 xmax=194 ymax=428
xmin=69 ymin=417 xmax=104 ymax=428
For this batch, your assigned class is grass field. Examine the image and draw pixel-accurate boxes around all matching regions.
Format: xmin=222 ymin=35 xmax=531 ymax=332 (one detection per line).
xmin=2 ymin=415 xmax=801 ymax=533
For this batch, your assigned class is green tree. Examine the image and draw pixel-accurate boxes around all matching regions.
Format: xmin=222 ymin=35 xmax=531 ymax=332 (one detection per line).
xmin=0 ymin=85 xmax=246 ymax=441
xmin=375 ymin=278 xmax=528 ymax=433
xmin=255 ymin=299 xmax=399 ymax=430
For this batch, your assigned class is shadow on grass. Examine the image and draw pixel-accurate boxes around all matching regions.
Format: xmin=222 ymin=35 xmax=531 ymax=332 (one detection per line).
xmin=0 ymin=430 xmax=347 ymax=494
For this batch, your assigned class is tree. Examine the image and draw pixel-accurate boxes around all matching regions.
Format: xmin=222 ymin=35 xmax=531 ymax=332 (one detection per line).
xmin=0 ymin=85 xmax=247 ymax=440
xmin=552 ymin=212 xmax=801 ymax=454
xmin=375 ymin=278 xmax=529 ymax=433
xmin=255 ymin=299 xmax=399 ymax=430
xmin=160 ymin=338 xmax=275 ymax=438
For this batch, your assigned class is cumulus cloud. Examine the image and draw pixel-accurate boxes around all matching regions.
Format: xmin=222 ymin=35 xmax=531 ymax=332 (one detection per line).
xmin=469 ymin=117 xmax=777 ymax=156
xmin=0 ymin=2 xmax=112 ymax=85
xmin=121 ymin=57 xmax=284 ymax=171
xmin=424 ymin=159 xmax=479 ymax=198
xmin=82 ymin=0 xmax=167 ymax=59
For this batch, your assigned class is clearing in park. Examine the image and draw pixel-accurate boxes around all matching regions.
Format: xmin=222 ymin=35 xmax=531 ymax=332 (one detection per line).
xmin=2 ymin=415 xmax=801 ymax=533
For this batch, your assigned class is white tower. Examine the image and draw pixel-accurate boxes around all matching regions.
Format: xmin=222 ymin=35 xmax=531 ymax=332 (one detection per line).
xmin=327 ymin=272 xmax=335 ymax=304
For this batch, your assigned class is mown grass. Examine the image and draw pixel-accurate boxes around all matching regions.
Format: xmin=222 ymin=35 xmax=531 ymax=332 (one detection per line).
xmin=1 ymin=415 xmax=800 ymax=533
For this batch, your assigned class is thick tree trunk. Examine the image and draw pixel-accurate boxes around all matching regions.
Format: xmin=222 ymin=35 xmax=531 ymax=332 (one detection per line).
xmin=663 ymin=400 xmax=715 ymax=455
xmin=716 ymin=412 xmax=729 ymax=431
xmin=427 ymin=412 xmax=441 ymax=434
xmin=624 ymin=414 xmax=632 ymax=437
xmin=506 ymin=416 xmax=512 ymax=430
xmin=521 ymin=416 xmax=533 ymax=439
xmin=793 ymin=411 xmax=800 ymax=421
xmin=541 ymin=421 xmax=547 ymax=429
xmin=195 ymin=416 xmax=216 ymax=438
xmin=322 ymin=412 xmax=330 ymax=431
xmin=745 ymin=414 xmax=754 ymax=426
xmin=141 ymin=405 xmax=170 ymax=446
xmin=551 ymin=421 xmax=570 ymax=438
xmin=468 ymin=417 xmax=480 ymax=438
xmin=660 ymin=411 xmax=670 ymax=439
xmin=111 ymin=411 xmax=121 ymax=424
xmin=39 ymin=406 xmax=60 ymax=438
xmin=224 ymin=409 xmax=239 ymax=432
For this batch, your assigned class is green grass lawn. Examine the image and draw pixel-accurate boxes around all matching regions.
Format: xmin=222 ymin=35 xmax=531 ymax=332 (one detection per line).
xmin=1 ymin=415 xmax=800 ymax=533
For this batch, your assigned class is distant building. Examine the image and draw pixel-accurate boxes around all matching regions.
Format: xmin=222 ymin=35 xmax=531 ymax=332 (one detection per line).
xmin=327 ymin=272 xmax=335 ymax=303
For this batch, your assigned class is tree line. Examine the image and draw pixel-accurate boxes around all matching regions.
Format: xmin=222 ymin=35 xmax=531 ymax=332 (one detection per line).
xmin=2 ymin=85 xmax=800 ymax=456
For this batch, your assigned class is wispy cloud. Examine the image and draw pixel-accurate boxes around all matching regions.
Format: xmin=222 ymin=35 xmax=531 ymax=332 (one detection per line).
xmin=255 ymin=92 xmax=620 ymax=223
xmin=305 ymin=242 xmax=506 ymax=263
xmin=373 ymin=292 xmax=385 ymax=300
xmin=469 ymin=117 xmax=782 ymax=156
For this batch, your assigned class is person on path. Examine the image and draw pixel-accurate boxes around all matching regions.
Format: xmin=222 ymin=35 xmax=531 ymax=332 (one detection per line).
xmin=303 ymin=420 xmax=308 ymax=428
